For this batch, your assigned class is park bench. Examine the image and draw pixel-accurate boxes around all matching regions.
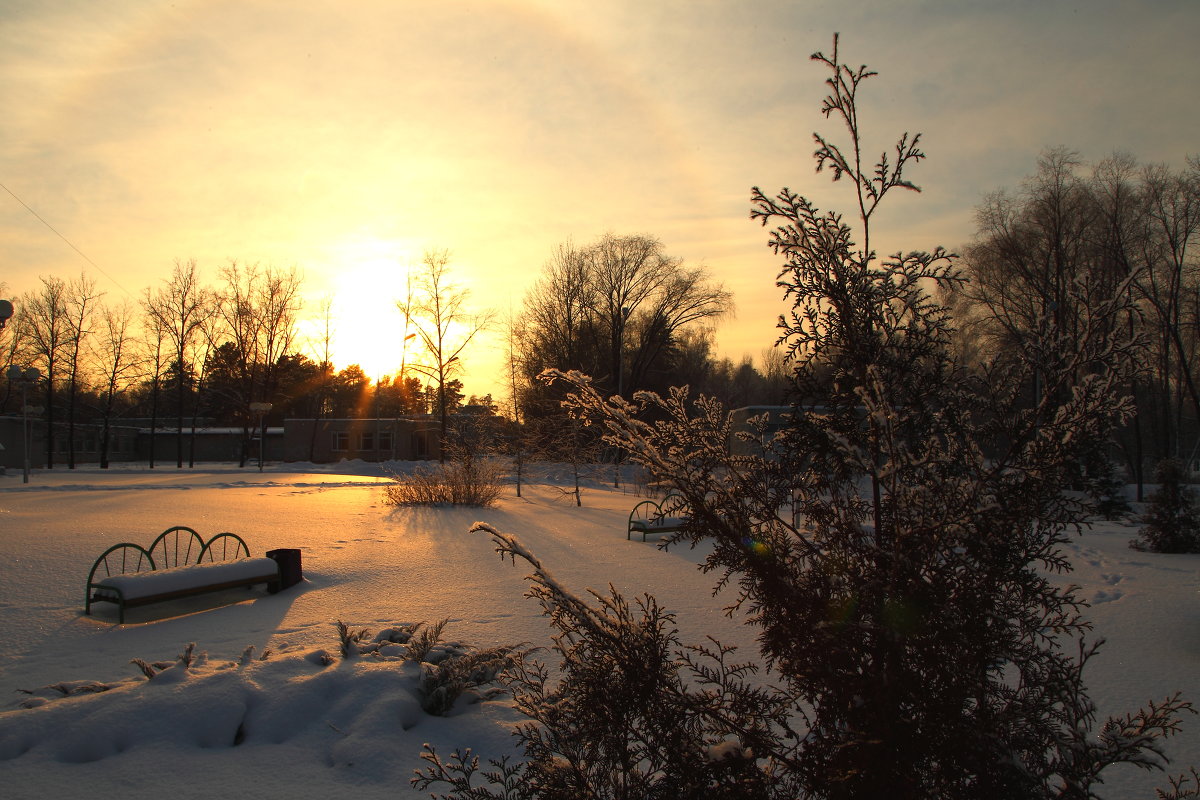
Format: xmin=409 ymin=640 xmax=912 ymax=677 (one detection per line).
xmin=85 ymin=526 xmax=298 ymax=623
xmin=627 ymin=493 xmax=690 ymax=541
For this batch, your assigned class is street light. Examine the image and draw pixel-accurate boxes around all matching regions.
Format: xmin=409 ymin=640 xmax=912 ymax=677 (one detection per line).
xmin=249 ymin=402 xmax=273 ymax=473
xmin=6 ymin=364 xmax=41 ymax=483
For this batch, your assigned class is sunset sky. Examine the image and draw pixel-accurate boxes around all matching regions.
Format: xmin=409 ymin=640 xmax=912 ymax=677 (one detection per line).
xmin=3 ymin=0 xmax=1197 ymax=398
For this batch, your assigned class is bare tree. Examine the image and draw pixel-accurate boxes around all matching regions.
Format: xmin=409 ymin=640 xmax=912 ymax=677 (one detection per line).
xmin=955 ymin=153 xmax=1200 ymax=491
xmin=305 ymin=296 xmax=336 ymax=462
xmin=521 ymin=240 xmax=596 ymax=386
xmin=518 ymin=234 xmax=732 ymax=413
xmin=144 ymin=258 xmax=209 ymax=468
xmin=1137 ymin=160 xmax=1200 ymax=459
xmin=502 ymin=307 xmax=530 ymax=496
xmin=63 ymin=273 xmax=102 ymax=469
xmin=140 ymin=309 xmax=168 ymax=468
xmin=408 ymin=249 xmax=493 ymax=461
xmin=22 ymin=276 xmax=69 ymax=468
xmin=395 ymin=268 xmax=417 ymax=400
xmin=1 ymin=289 xmax=31 ymax=414
xmin=213 ymin=261 xmax=303 ymax=464
xmin=92 ymin=299 xmax=143 ymax=468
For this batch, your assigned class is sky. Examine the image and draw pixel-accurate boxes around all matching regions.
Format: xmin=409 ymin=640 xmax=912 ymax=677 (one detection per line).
xmin=2 ymin=0 xmax=1198 ymax=398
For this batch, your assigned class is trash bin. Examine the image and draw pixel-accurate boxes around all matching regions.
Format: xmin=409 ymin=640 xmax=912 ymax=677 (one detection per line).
xmin=266 ymin=548 xmax=303 ymax=591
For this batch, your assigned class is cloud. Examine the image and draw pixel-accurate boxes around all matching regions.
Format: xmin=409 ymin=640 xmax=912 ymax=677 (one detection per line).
xmin=1 ymin=0 xmax=1197 ymax=394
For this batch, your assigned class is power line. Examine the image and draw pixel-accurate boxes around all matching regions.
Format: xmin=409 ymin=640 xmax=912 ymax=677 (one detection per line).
xmin=0 ymin=179 xmax=131 ymax=295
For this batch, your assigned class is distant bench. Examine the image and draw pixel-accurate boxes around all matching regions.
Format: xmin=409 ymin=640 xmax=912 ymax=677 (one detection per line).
xmin=85 ymin=526 xmax=299 ymax=623
xmin=627 ymin=493 xmax=690 ymax=541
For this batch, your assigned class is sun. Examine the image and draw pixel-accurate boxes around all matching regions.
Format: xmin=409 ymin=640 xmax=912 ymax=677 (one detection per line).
xmin=321 ymin=237 xmax=420 ymax=381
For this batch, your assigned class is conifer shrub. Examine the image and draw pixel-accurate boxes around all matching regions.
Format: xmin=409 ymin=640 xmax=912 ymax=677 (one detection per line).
xmin=1131 ymin=458 xmax=1200 ymax=553
xmin=1070 ymin=441 xmax=1132 ymax=520
xmin=412 ymin=35 xmax=1197 ymax=799
xmin=414 ymin=523 xmax=796 ymax=799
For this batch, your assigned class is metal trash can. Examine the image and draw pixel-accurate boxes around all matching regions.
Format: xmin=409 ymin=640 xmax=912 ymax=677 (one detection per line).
xmin=266 ymin=548 xmax=303 ymax=591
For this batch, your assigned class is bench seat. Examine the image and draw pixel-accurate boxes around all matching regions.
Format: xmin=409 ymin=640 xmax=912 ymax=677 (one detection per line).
xmin=92 ymin=557 xmax=280 ymax=602
xmin=629 ymin=517 xmax=688 ymax=535
xmin=89 ymin=556 xmax=280 ymax=622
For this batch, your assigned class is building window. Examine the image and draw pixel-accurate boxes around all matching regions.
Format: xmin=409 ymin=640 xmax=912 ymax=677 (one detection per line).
xmin=378 ymin=431 xmax=393 ymax=453
xmin=360 ymin=431 xmax=375 ymax=451
xmin=332 ymin=431 xmax=350 ymax=451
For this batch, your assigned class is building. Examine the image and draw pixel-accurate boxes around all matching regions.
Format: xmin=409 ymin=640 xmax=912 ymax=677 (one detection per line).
xmin=0 ymin=412 xmax=478 ymax=470
xmin=280 ymin=417 xmax=442 ymax=463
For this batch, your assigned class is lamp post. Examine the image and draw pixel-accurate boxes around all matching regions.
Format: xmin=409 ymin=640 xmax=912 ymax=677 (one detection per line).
xmin=249 ymin=402 xmax=273 ymax=473
xmin=6 ymin=364 xmax=41 ymax=484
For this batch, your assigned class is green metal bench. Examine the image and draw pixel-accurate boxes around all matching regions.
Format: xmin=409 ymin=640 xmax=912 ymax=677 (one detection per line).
xmin=627 ymin=493 xmax=690 ymax=541
xmin=85 ymin=528 xmax=282 ymax=623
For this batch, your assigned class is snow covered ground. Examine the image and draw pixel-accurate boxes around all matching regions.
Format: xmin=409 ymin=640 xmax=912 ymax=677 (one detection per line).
xmin=0 ymin=463 xmax=1197 ymax=798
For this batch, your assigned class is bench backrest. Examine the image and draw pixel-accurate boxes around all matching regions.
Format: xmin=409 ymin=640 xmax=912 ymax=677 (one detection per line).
xmin=148 ymin=525 xmax=205 ymax=568
xmin=660 ymin=492 xmax=688 ymax=518
xmin=197 ymin=531 xmax=251 ymax=562
xmin=628 ymin=493 xmax=690 ymax=526
xmin=89 ymin=530 xmax=254 ymax=587
xmin=87 ymin=543 xmax=157 ymax=588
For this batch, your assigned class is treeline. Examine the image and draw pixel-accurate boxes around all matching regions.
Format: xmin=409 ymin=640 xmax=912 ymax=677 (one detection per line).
xmin=0 ymin=259 xmax=477 ymax=468
xmin=947 ymin=149 xmax=1200 ymax=498
xmin=6 ymin=149 xmax=1194 ymax=479
xmin=0 ymin=240 xmax=782 ymax=469
xmin=509 ymin=232 xmax=785 ymax=418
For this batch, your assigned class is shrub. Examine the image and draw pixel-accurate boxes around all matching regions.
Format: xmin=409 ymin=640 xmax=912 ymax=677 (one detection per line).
xmin=414 ymin=523 xmax=797 ymax=798
xmin=385 ymin=455 xmax=505 ymax=507
xmin=415 ymin=35 xmax=1196 ymax=800
xmin=418 ymin=643 xmax=530 ymax=716
xmin=335 ymin=620 xmax=372 ymax=658
xmin=1132 ymin=458 xmax=1200 ymax=553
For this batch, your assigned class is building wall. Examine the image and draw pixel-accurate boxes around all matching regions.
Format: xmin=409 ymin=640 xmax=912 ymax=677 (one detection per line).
xmin=141 ymin=427 xmax=275 ymax=464
xmin=0 ymin=416 xmax=444 ymax=469
xmin=281 ymin=418 xmax=441 ymax=463
xmin=0 ymin=417 xmax=141 ymax=469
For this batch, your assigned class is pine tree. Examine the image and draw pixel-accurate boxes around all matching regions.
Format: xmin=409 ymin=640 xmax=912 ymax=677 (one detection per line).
xmin=545 ymin=35 xmax=1192 ymax=798
xmin=1132 ymin=458 xmax=1200 ymax=553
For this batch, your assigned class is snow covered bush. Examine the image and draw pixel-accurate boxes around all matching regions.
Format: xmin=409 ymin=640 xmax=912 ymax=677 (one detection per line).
xmin=384 ymin=409 xmax=507 ymax=506
xmin=384 ymin=451 xmax=505 ymax=506
xmin=413 ymin=522 xmax=799 ymax=799
xmin=1131 ymin=458 xmax=1200 ymax=553
xmin=350 ymin=620 xmax=532 ymax=715
xmin=335 ymin=620 xmax=371 ymax=658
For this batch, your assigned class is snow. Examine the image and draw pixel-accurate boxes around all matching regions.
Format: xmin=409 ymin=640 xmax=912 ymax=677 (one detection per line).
xmin=92 ymin=558 xmax=280 ymax=601
xmin=0 ymin=463 xmax=1198 ymax=798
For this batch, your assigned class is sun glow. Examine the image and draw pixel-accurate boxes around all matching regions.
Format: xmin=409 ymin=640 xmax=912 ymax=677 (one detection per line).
xmin=321 ymin=237 xmax=419 ymax=382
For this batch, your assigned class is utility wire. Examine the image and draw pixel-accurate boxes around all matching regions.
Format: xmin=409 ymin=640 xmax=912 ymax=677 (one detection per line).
xmin=0 ymin=179 xmax=131 ymax=295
